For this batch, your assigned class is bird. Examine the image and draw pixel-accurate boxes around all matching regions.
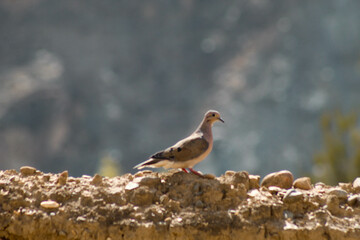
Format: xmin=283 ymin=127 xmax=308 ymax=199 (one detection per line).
xmin=134 ymin=110 xmax=224 ymax=176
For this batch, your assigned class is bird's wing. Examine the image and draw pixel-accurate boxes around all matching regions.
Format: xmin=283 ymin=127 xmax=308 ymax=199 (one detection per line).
xmin=151 ymin=134 xmax=209 ymax=162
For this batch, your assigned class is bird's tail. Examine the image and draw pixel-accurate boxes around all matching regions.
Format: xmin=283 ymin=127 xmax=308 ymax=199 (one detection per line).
xmin=133 ymin=158 xmax=163 ymax=169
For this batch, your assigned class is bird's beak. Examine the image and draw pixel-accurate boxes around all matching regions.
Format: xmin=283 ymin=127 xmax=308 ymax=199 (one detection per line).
xmin=218 ymin=117 xmax=224 ymax=123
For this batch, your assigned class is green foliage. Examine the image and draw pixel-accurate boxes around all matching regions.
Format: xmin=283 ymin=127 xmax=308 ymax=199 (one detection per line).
xmin=313 ymin=110 xmax=360 ymax=184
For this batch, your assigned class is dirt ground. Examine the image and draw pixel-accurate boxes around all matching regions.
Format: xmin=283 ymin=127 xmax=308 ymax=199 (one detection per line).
xmin=0 ymin=167 xmax=360 ymax=240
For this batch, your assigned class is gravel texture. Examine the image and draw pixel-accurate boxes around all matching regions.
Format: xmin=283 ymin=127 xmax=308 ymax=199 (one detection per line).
xmin=0 ymin=168 xmax=360 ymax=239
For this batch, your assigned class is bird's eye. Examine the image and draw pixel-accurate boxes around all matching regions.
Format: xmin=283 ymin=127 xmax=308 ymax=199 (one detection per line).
xmin=212 ymin=114 xmax=215 ymax=117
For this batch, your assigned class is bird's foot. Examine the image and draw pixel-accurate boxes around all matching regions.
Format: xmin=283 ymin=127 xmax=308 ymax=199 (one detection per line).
xmin=181 ymin=168 xmax=189 ymax=173
xmin=188 ymin=168 xmax=203 ymax=176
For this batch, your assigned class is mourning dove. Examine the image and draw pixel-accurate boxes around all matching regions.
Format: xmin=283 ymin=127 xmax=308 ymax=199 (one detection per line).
xmin=134 ymin=110 xmax=224 ymax=176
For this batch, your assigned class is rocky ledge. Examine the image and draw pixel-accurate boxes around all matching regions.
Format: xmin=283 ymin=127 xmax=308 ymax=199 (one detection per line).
xmin=0 ymin=167 xmax=360 ymax=240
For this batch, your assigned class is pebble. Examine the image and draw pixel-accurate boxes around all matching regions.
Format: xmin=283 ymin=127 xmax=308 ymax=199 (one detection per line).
xmin=20 ymin=166 xmax=37 ymax=176
xmin=247 ymin=189 xmax=261 ymax=198
xmin=338 ymin=182 xmax=352 ymax=192
xmin=42 ymin=174 xmax=51 ymax=182
xmin=225 ymin=170 xmax=236 ymax=176
xmin=326 ymin=195 xmax=340 ymax=215
xmin=314 ymin=182 xmax=325 ymax=189
xmin=283 ymin=189 xmax=304 ymax=204
xmin=293 ymin=177 xmax=312 ymax=190
xmin=76 ymin=216 xmax=87 ymax=222
xmin=164 ymin=217 xmax=172 ymax=225
xmin=328 ymin=188 xmax=348 ymax=201
xmin=125 ymin=182 xmax=140 ymax=190
xmin=348 ymin=195 xmax=360 ymax=207
xmin=4 ymin=169 xmax=17 ymax=175
xmin=261 ymin=170 xmax=293 ymax=189
xmin=203 ymin=173 xmax=216 ymax=179
xmin=353 ymin=177 xmax=360 ymax=191
xmin=134 ymin=176 xmax=161 ymax=186
xmin=249 ymin=175 xmax=260 ymax=189
xmin=91 ymin=174 xmax=102 ymax=185
xmin=9 ymin=176 xmax=19 ymax=183
xmin=58 ymin=171 xmax=68 ymax=185
xmin=40 ymin=200 xmax=60 ymax=209
xmin=134 ymin=170 xmax=153 ymax=178
xmin=134 ymin=172 xmax=144 ymax=178
xmin=268 ymin=186 xmax=283 ymax=194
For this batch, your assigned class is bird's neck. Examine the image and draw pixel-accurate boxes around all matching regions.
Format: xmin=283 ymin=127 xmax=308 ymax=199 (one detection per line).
xmin=196 ymin=119 xmax=213 ymax=138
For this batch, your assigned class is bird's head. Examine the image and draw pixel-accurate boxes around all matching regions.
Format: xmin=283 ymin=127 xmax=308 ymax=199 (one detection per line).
xmin=204 ymin=110 xmax=224 ymax=125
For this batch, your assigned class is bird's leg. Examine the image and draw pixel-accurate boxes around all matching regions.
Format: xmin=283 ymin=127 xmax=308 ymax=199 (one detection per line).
xmin=188 ymin=168 xmax=202 ymax=176
xmin=181 ymin=168 xmax=189 ymax=173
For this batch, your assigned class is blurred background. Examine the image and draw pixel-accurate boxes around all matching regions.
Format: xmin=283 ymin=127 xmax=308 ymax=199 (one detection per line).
xmin=1 ymin=0 xmax=360 ymax=184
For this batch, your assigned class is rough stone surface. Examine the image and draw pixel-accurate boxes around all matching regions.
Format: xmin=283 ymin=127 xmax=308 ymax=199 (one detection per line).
xmin=220 ymin=170 xmax=249 ymax=190
xmin=268 ymin=186 xmax=284 ymax=194
xmin=261 ymin=170 xmax=294 ymax=189
xmin=0 ymin=169 xmax=360 ymax=240
xmin=249 ymin=175 xmax=260 ymax=189
xmin=328 ymin=188 xmax=348 ymax=202
xmin=19 ymin=166 xmax=37 ymax=176
xmin=283 ymin=189 xmax=304 ymax=204
xmin=326 ymin=195 xmax=341 ymax=215
xmin=203 ymin=173 xmax=216 ymax=179
xmin=348 ymin=195 xmax=360 ymax=207
xmin=293 ymin=177 xmax=312 ymax=190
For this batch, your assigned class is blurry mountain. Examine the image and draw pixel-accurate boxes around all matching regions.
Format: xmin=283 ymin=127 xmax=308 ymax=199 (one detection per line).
xmin=0 ymin=0 xmax=360 ymax=177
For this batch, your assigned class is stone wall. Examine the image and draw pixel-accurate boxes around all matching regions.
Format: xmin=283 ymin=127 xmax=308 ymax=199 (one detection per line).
xmin=0 ymin=167 xmax=359 ymax=239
